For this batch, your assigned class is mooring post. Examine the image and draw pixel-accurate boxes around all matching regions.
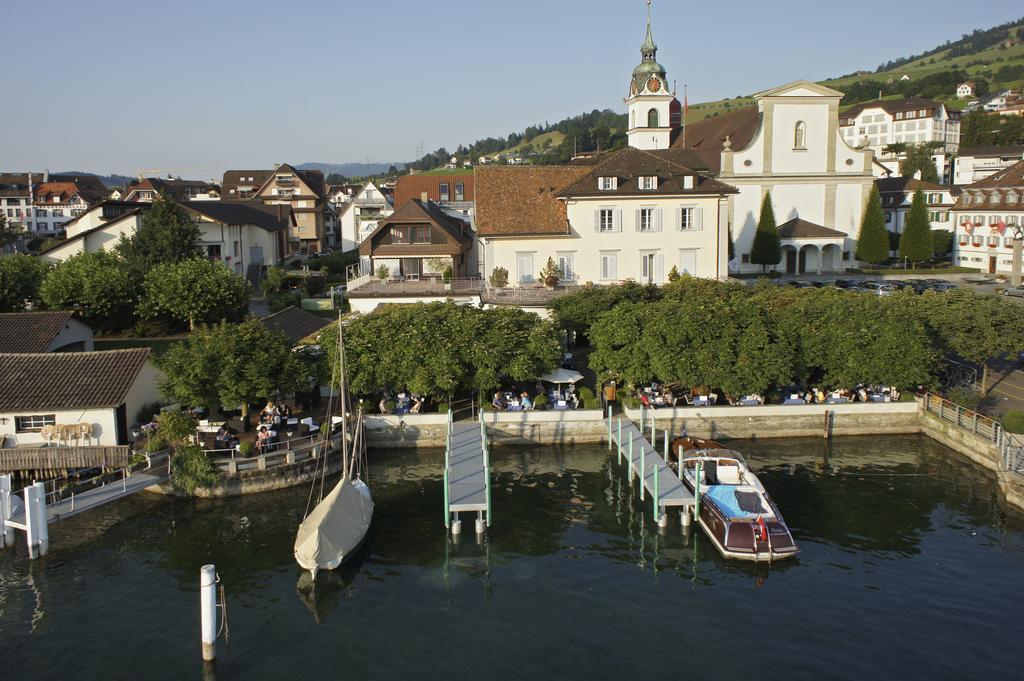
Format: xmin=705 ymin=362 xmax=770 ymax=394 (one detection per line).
xmin=0 ymin=474 xmax=12 ymax=548
xmin=485 ymin=466 xmax=492 ymax=528
xmin=607 ymin=405 xmax=613 ymax=450
xmin=24 ymin=482 xmax=48 ymax=559
xmin=694 ymin=460 xmax=702 ymax=523
xmin=640 ymin=443 xmax=646 ymax=501
xmin=663 ymin=430 xmax=669 ymax=460
xmin=639 ymin=405 xmax=644 ymax=434
xmin=443 ymin=468 xmax=450 ymax=529
xmin=823 ymin=409 xmax=831 ymax=440
xmin=653 ymin=465 xmax=659 ymax=523
xmin=629 ymin=435 xmax=634 ymax=480
xmin=617 ymin=419 xmax=623 ymax=464
xmin=651 ymin=411 xmax=655 ymax=442
xmin=200 ymin=564 xmax=217 ymax=662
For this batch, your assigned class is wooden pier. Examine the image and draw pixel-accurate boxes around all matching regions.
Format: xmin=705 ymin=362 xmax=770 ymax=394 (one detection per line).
xmin=443 ymin=414 xmax=491 ymax=535
xmin=0 ymin=446 xmax=131 ymax=478
xmin=607 ymin=408 xmax=694 ymax=527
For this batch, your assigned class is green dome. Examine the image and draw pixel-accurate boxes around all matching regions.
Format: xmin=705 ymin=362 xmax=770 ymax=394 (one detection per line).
xmin=630 ymin=17 xmax=667 ymax=93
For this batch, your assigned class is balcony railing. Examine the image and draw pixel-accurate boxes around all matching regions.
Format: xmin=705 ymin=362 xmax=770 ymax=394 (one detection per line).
xmin=347 ymin=277 xmax=484 ymax=297
xmin=481 ymin=284 xmax=581 ymax=305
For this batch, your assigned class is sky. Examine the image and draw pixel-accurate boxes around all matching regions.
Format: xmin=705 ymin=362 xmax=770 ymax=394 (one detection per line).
xmin=2 ymin=0 xmax=1021 ymax=178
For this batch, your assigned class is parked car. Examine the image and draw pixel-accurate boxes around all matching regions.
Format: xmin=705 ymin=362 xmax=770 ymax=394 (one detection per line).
xmin=903 ymin=279 xmax=931 ymax=294
xmin=787 ymin=280 xmax=818 ymax=289
xmin=928 ymin=282 xmax=958 ymax=292
xmin=1002 ymin=285 xmax=1024 ymax=298
xmin=832 ymin=279 xmax=861 ymax=289
xmin=856 ymin=281 xmax=898 ymax=296
xmin=886 ymin=280 xmax=914 ymax=291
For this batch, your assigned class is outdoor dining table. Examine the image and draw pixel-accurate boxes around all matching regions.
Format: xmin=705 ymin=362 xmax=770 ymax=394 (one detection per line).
xmin=693 ymin=396 xmax=711 ymax=407
xmin=738 ymin=398 xmax=760 ymax=406
xmin=782 ymin=398 xmax=806 ymax=405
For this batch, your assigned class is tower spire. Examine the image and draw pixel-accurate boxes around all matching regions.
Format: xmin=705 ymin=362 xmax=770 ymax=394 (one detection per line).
xmin=641 ymin=0 xmax=656 ymax=58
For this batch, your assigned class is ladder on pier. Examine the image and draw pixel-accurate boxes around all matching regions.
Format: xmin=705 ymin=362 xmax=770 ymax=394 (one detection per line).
xmin=606 ymin=407 xmax=694 ymax=528
xmin=443 ymin=411 xmax=491 ymax=536
xmin=1 ymin=453 xmax=170 ymax=559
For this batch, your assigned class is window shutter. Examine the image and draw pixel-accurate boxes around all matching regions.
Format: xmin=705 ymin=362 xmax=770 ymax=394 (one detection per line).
xmin=654 ymin=209 xmax=662 ymax=232
xmin=635 ymin=209 xmax=641 ymax=231
xmin=615 ymin=209 xmax=622 ymax=232
xmin=694 ymin=207 xmax=703 ymax=231
xmin=594 ymin=209 xmax=600 ymax=232
xmin=655 ymin=254 xmax=664 ymax=282
xmin=674 ymin=207 xmax=682 ymax=231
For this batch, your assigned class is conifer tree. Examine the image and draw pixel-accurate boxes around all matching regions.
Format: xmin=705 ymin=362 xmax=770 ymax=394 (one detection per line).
xmin=899 ymin=187 xmax=933 ymax=264
xmin=750 ymin=192 xmax=781 ymax=272
xmin=855 ymin=185 xmax=890 ymax=265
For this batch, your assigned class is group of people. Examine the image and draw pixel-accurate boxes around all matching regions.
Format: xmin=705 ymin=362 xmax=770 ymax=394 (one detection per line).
xmin=260 ymin=400 xmax=292 ymax=425
xmin=378 ymin=393 xmax=423 ymax=415
xmin=493 ymin=391 xmax=534 ymax=411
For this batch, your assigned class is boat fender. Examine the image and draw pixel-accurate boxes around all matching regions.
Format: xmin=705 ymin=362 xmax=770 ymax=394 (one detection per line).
xmin=756 ymin=515 xmax=768 ymax=542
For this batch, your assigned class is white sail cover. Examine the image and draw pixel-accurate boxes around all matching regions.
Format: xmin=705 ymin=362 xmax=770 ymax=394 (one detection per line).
xmin=294 ymin=478 xmax=373 ymax=572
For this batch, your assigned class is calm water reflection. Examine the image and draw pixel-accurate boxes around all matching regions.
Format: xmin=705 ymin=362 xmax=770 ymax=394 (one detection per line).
xmin=1 ymin=435 xmax=1021 ymax=680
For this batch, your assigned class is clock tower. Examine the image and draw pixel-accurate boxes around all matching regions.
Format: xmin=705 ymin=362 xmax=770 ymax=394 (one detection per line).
xmin=626 ymin=2 xmax=678 ymax=150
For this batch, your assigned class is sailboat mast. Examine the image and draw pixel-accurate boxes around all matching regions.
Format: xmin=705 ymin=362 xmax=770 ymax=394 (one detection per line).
xmin=336 ymin=314 xmax=350 ymax=480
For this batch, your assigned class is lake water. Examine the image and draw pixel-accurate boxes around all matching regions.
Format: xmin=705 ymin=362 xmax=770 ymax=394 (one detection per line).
xmin=2 ymin=435 xmax=1022 ymax=680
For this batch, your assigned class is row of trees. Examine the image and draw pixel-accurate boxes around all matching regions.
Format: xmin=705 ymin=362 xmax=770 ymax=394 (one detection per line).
xmin=319 ymin=302 xmax=562 ymax=402
xmin=746 ymin=184 xmax=944 ymax=271
xmin=0 ymin=195 xmax=250 ymax=333
xmin=550 ymin=279 xmax=1024 ymax=396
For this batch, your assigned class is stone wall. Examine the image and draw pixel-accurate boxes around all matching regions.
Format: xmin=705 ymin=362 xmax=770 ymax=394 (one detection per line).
xmin=483 ymin=410 xmax=608 ymax=446
xmin=151 ymin=452 xmax=344 ymax=498
xmin=364 ymin=414 xmax=450 ymax=449
xmin=917 ymin=410 xmax=1001 ymax=470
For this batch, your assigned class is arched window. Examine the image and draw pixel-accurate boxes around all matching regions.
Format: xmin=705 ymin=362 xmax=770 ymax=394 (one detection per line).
xmin=794 ymin=121 xmax=806 ymax=150
xmin=648 ymin=108 xmax=659 ymax=128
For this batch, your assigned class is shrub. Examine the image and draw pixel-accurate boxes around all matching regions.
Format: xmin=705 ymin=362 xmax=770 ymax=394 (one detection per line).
xmin=898 ymin=391 xmax=918 ymax=402
xmin=945 ymin=387 xmax=981 ymax=411
xmin=436 ymin=401 xmax=449 ymax=414
xmin=620 ymin=394 xmax=640 ymax=409
xmin=136 ymin=401 xmax=164 ymax=425
xmin=442 ymin=265 xmax=453 ymax=283
xmin=155 ymin=409 xmax=197 ymax=446
xmin=577 ymin=386 xmax=595 ymax=408
xmin=133 ymin=318 xmax=175 ymax=337
xmin=1002 ymin=411 xmax=1024 ymax=434
xmin=384 ymin=400 xmax=396 ymax=413
xmin=489 ymin=266 xmax=509 ymax=288
xmin=667 ymin=265 xmax=681 ymax=283
xmin=269 ymin=290 xmax=302 ymax=313
xmin=533 ymin=394 xmax=549 ymax=410
xmin=376 ymin=264 xmax=389 ymax=280
xmin=170 ymin=444 xmax=218 ymax=494
xmin=238 ymin=441 xmax=255 ymax=457
xmin=145 ymin=431 xmax=170 ymax=453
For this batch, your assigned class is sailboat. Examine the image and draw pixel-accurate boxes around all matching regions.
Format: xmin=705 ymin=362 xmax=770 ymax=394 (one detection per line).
xmin=294 ymin=316 xmax=373 ymax=579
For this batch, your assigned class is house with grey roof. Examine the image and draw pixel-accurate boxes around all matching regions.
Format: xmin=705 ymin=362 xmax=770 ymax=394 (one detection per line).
xmin=0 ymin=349 xmax=160 ymax=447
xmin=0 ymin=312 xmax=94 ymax=353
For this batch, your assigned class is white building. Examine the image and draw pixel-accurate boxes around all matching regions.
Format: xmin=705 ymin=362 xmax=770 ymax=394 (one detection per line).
xmin=956 ymin=82 xmax=976 ymax=99
xmin=681 ymin=81 xmax=876 ymax=274
xmin=839 ymin=98 xmax=961 ymax=153
xmin=39 ymin=201 xmax=146 ymax=261
xmin=0 ymin=348 xmax=160 ymax=447
xmin=877 ymin=176 xmax=957 ymax=236
xmin=338 ymin=181 xmax=394 ymax=251
xmin=0 ymin=311 xmax=94 ymax=353
xmin=953 ymin=145 xmax=1024 ymax=185
xmin=951 ymin=159 xmax=1024 ymax=275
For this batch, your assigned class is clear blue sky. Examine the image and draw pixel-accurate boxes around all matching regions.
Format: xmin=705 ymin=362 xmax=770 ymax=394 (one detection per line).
xmin=3 ymin=0 xmax=1020 ymax=178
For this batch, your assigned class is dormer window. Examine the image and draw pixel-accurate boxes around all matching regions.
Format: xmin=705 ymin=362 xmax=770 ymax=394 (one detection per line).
xmin=639 ymin=176 xmax=657 ymax=190
xmin=963 ymin=195 xmax=972 ymax=205
xmin=990 ymin=193 xmax=1000 ymax=204
xmin=598 ymin=177 xmax=618 ymax=191
xmin=683 ymin=176 xmax=694 ymax=190
xmin=1007 ymin=193 xmax=1018 ymax=204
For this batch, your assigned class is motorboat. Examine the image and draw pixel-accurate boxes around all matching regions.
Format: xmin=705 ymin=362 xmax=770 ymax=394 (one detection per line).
xmin=670 ymin=435 xmax=798 ymax=562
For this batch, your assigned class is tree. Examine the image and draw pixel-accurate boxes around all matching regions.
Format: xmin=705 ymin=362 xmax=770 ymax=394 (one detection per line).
xmin=139 ymin=258 xmax=250 ymax=331
xmin=170 ymin=444 xmax=218 ymax=494
xmin=0 ymin=254 xmax=50 ymax=312
xmin=855 ymin=185 xmax=890 ymax=265
xmin=931 ymin=229 xmax=953 ymax=258
xmin=899 ymin=188 xmax=933 ymax=263
xmin=115 ymin=192 xmax=201 ymax=279
xmin=39 ymin=250 xmax=136 ymax=331
xmin=899 ymin=144 xmax=940 ymax=183
xmin=0 ymin=213 xmax=22 ymax=253
xmin=156 ymin=319 xmax=310 ymax=422
xmin=750 ymin=192 xmax=781 ymax=272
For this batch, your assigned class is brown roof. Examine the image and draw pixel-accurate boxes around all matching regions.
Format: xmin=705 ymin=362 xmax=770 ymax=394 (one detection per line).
xmin=875 ymin=177 xmax=947 ymax=194
xmin=840 ymin=97 xmax=957 ymax=121
xmin=360 ymin=199 xmax=473 ymax=255
xmin=0 ymin=348 xmax=150 ymax=411
xmin=957 ymin=144 xmax=1024 ymax=159
xmin=260 ymin=306 xmax=330 ymax=344
xmin=671 ymin=107 xmax=762 ymax=173
xmin=963 ymin=159 xmax=1024 ymax=189
xmin=222 ymin=170 xmax=275 ymax=199
xmin=475 ymin=166 xmax=592 ymax=236
xmin=554 ymin=147 xmax=735 ymax=198
xmin=777 ymin=218 xmax=847 ymax=239
xmin=0 ymin=312 xmax=78 ymax=353
xmin=393 ymin=173 xmax=476 ymax=206
xmin=181 ymin=200 xmax=292 ymax=231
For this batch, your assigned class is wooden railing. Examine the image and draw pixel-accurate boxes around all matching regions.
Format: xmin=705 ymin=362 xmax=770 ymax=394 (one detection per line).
xmin=0 ymin=446 xmax=130 ymax=475
xmin=208 ymin=432 xmax=339 ymax=475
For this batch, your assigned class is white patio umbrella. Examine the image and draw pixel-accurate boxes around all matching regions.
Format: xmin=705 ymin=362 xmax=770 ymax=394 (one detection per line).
xmin=540 ymin=368 xmax=584 ymax=385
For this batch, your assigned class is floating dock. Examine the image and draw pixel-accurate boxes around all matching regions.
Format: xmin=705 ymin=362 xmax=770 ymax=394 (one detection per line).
xmin=443 ymin=415 xmax=491 ymax=535
xmin=607 ymin=409 xmax=694 ymax=527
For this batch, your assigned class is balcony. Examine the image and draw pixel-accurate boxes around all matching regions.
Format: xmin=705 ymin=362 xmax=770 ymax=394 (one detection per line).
xmin=347 ymin=277 xmax=484 ymax=298
xmin=481 ymin=284 xmax=581 ymax=306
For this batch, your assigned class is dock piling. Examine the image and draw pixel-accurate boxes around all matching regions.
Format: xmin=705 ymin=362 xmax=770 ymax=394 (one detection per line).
xmin=640 ymin=443 xmax=646 ymax=501
xmin=0 ymin=474 xmax=11 ymax=548
xmin=200 ymin=564 xmax=217 ymax=662
xmin=629 ymin=436 xmax=634 ymax=480
xmin=617 ymin=419 xmax=622 ymax=464
xmin=24 ymin=482 xmax=48 ymax=559
xmin=607 ymin=406 xmax=612 ymax=450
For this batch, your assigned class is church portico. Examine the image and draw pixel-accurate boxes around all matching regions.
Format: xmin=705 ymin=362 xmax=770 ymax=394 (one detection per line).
xmin=777 ymin=218 xmax=846 ymax=274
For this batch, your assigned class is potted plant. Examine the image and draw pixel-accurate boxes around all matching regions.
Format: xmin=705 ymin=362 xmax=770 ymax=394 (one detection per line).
xmin=376 ymin=264 xmax=390 ymax=281
xmin=489 ymin=266 xmax=509 ymax=289
xmin=442 ymin=265 xmax=453 ymax=290
xmin=539 ymin=257 xmax=561 ymax=289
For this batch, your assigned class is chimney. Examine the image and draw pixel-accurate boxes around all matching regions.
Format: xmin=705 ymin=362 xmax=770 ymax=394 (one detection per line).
xmin=913 ymin=169 xmax=922 ymax=180
xmin=421 ymin=191 xmax=429 ymax=202
xmin=43 ymin=168 xmax=49 ymax=182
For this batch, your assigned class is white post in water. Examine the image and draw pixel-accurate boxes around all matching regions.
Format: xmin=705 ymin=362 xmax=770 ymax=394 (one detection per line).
xmin=200 ymin=564 xmax=217 ymax=662
xmin=24 ymin=482 xmax=48 ymax=558
xmin=0 ymin=474 xmax=12 ymax=548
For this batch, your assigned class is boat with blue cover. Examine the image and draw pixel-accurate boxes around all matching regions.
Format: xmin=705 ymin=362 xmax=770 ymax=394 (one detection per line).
xmin=670 ymin=435 xmax=798 ymax=562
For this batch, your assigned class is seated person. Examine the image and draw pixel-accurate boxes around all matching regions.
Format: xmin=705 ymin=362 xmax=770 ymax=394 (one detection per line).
xmin=639 ymin=393 xmax=652 ymax=408
xmin=214 ymin=425 xmax=237 ymax=449
xmin=279 ymin=404 xmax=291 ymax=420
xmin=492 ymin=391 xmax=506 ymax=410
xmin=520 ymin=392 xmax=533 ymax=410
xmin=410 ymin=397 xmax=423 ymax=414
xmin=379 ymin=398 xmax=388 ymax=414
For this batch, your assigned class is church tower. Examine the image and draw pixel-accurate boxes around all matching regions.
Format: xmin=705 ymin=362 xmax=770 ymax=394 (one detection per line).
xmin=626 ymin=2 xmax=677 ymax=150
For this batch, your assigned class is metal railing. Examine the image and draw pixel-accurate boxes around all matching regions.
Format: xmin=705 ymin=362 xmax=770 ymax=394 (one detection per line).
xmin=205 ymin=432 xmax=338 ymax=475
xmin=347 ymin=277 xmax=484 ymax=296
xmin=923 ymin=392 xmax=1001 ymax=443
xmin=481 ymin=284 xmax=581 ymax=305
